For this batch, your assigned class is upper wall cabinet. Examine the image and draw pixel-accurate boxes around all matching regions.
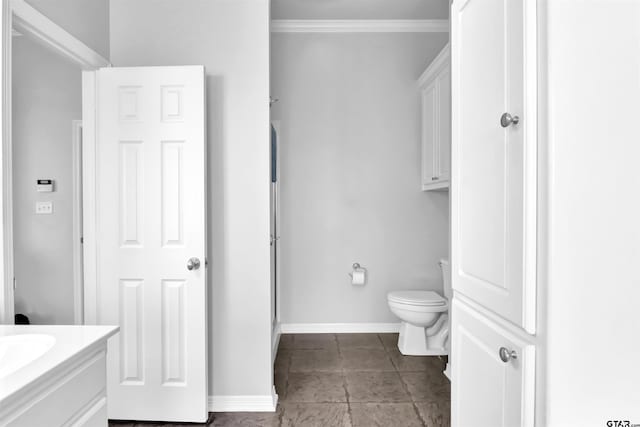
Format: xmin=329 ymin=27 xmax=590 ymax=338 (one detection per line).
xmin=451 ymin=0 xmax=536 ymax=332
xmin=419 ymin=44 xmax=451 ymax=191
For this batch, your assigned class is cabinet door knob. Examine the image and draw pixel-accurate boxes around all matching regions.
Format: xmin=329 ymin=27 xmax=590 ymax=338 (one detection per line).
xmin=500 ymin=112 xmax=520 ymax=128
xmin=499 ymin=347 xmax=518 ymax=363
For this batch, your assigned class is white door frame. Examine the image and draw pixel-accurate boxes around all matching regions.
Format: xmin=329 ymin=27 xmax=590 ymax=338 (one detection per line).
xmin=81 ymin=72 xmax=99 ymax=324
xmin=0 ymin=0 xmax=109 ymax=324
xmin=270 ymin=120 xmax=281 ymax=362
xmin=71 ymin=120 xmax=84 ymax=324
xmin=271 ymin=120 xmax=282 ymax=326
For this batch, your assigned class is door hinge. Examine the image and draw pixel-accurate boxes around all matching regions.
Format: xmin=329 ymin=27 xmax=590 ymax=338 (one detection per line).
xmin=80 ymin=237 xmax=84 ymax=244
xmin=13 ymin=277 xmax=16 ymax=290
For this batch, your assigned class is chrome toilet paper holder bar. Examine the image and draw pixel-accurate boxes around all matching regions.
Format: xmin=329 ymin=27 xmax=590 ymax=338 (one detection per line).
xmin=349 ymin=263 xmax=365 ymax=279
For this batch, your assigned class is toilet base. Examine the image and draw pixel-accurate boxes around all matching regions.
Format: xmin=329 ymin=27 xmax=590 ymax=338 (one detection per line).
xmin=397 ymin=321 xmax=448 ymax=356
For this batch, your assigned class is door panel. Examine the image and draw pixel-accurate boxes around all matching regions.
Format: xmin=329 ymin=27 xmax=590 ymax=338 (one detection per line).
xmin=451 ymin=0 xmax=534 ymax=330
xmin=451 ymin=299 xmax=534 ymax=427
xmin=96 ymin=66 xmax=207 ymax=422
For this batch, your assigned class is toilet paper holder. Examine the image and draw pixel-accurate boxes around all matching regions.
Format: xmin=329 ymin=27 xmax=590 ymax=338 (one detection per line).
xmin=349 ymin=263 xmax=367 ymax=284
xmin=349 ymin=263 xmax=363 ymax=275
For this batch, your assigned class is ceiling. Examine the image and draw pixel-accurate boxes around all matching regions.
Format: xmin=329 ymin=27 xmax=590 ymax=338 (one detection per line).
xmin=271 ymin=0 xmax=449 ymax=20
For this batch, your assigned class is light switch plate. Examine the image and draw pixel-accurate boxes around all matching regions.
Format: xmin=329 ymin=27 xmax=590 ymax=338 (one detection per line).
xmin=35 ymin=201 xmax=53 ymax=214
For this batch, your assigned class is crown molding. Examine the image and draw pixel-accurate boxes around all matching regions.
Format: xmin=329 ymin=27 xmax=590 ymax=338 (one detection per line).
xmin=271 ymin=19 xmax=449 ymax=34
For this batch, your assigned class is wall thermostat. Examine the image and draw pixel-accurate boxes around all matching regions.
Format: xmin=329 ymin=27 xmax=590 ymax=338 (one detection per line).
xmin=37 ymin=179 xmax=54 ymax=192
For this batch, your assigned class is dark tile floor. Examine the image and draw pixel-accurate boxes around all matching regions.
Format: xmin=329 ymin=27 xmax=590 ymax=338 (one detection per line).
xmin=109 ymin=333 xmax=450 ymax=427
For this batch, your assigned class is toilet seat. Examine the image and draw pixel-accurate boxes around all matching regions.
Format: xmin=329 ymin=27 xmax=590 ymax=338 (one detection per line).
xmin=387 ymin=291 xmax=446 ymax=307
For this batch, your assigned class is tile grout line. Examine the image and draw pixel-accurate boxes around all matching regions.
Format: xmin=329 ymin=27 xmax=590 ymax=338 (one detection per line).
xmin=334 ymin=334 xmax=355 ymax=426
xmin=380 ymin=332 xmax=406 ymax=375
xmin=377 ymin=333 xmax=397 ymax=374
xmin=394 ymin=359 xmax=428 ymax=427
xmin=376 ymin=333 xmax=388 ymax=353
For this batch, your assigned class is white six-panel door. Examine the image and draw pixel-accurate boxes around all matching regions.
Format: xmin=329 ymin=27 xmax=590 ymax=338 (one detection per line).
xmin=96 ymin=66 xmax=207 ymax=422
xmin=451 ymin=0 xmax=536 ymax=332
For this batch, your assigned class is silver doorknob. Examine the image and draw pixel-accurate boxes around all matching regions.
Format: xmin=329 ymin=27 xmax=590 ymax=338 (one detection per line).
xmin=500 ymin=112 xmax=520 ymax=128
xmin=187 ymin=257 xmax=201 ymax=271
xmin=499 ymin=347 xmax=518 ymax=363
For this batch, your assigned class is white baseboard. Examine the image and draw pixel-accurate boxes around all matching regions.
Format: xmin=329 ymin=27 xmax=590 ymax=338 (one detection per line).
xmin=279 ymin=322 xmax=400 ymax=334
xmin=208 ymin=387 xmax=278 ymax=412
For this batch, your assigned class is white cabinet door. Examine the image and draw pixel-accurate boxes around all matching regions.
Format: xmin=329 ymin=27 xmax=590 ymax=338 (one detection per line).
xmin=96 ymin=66 xmax=208 ymax=422
xmin=421 ymin=80 xmax=438 ymax=189
xmin=451 ymin=299 xmax=535 ymax=427
xmin=451 ymin=0 xmax=536 ymax=331
xmin=420 ymin=46 xmax=451 ymax=191
xmin=436 ymin=67 xmax=451 ymax=182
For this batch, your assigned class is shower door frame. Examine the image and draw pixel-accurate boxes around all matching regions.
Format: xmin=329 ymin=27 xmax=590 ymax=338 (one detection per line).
xmin=0 ymin=0 xmax=110 ymax=324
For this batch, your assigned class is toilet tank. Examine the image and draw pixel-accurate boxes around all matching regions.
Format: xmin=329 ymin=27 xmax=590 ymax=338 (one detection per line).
xmin=439 ymin=259 xmax=451 ymax=299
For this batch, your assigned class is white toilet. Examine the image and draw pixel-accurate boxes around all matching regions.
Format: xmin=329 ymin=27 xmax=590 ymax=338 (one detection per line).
xmin=387 ymin=259 xmax=451 ymax=356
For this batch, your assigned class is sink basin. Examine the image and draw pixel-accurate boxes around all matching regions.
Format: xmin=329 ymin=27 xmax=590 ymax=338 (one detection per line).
xmin=0 ymin=334 xmax=56 ymax=379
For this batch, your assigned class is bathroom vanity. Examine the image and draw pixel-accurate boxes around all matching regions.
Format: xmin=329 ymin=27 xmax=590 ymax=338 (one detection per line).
xmin=0 ymin=325 xmax=118 ymax=426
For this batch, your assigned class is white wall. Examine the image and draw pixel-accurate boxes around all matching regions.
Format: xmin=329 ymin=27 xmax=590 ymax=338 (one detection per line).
xmin=110 ymin=0 xmax=273 ymax=399
xmin=271 ymin=33 xmax=449 ymax=325
xmin=11 ymin=0 xmax=110 ymax=325
xmin=543 ymin=0 xmax=640 ymax=423
xmin=12 ymin=36 xmax=81 ymax=324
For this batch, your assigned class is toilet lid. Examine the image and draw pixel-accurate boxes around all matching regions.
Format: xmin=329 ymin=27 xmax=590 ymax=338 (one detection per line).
xmin=388 ymin=291 xmax=446 ymax=306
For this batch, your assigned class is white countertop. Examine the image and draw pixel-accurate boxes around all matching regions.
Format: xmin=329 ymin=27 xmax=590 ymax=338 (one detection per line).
xmin=0 ymin=325 xmax=119 ymax=402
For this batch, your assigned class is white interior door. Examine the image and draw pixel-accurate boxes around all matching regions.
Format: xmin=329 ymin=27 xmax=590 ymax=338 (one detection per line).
xmin=451 ymin=0 xmax=535 ymax=331
xmin=96 ymin=66 xmax=207 ymax=422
